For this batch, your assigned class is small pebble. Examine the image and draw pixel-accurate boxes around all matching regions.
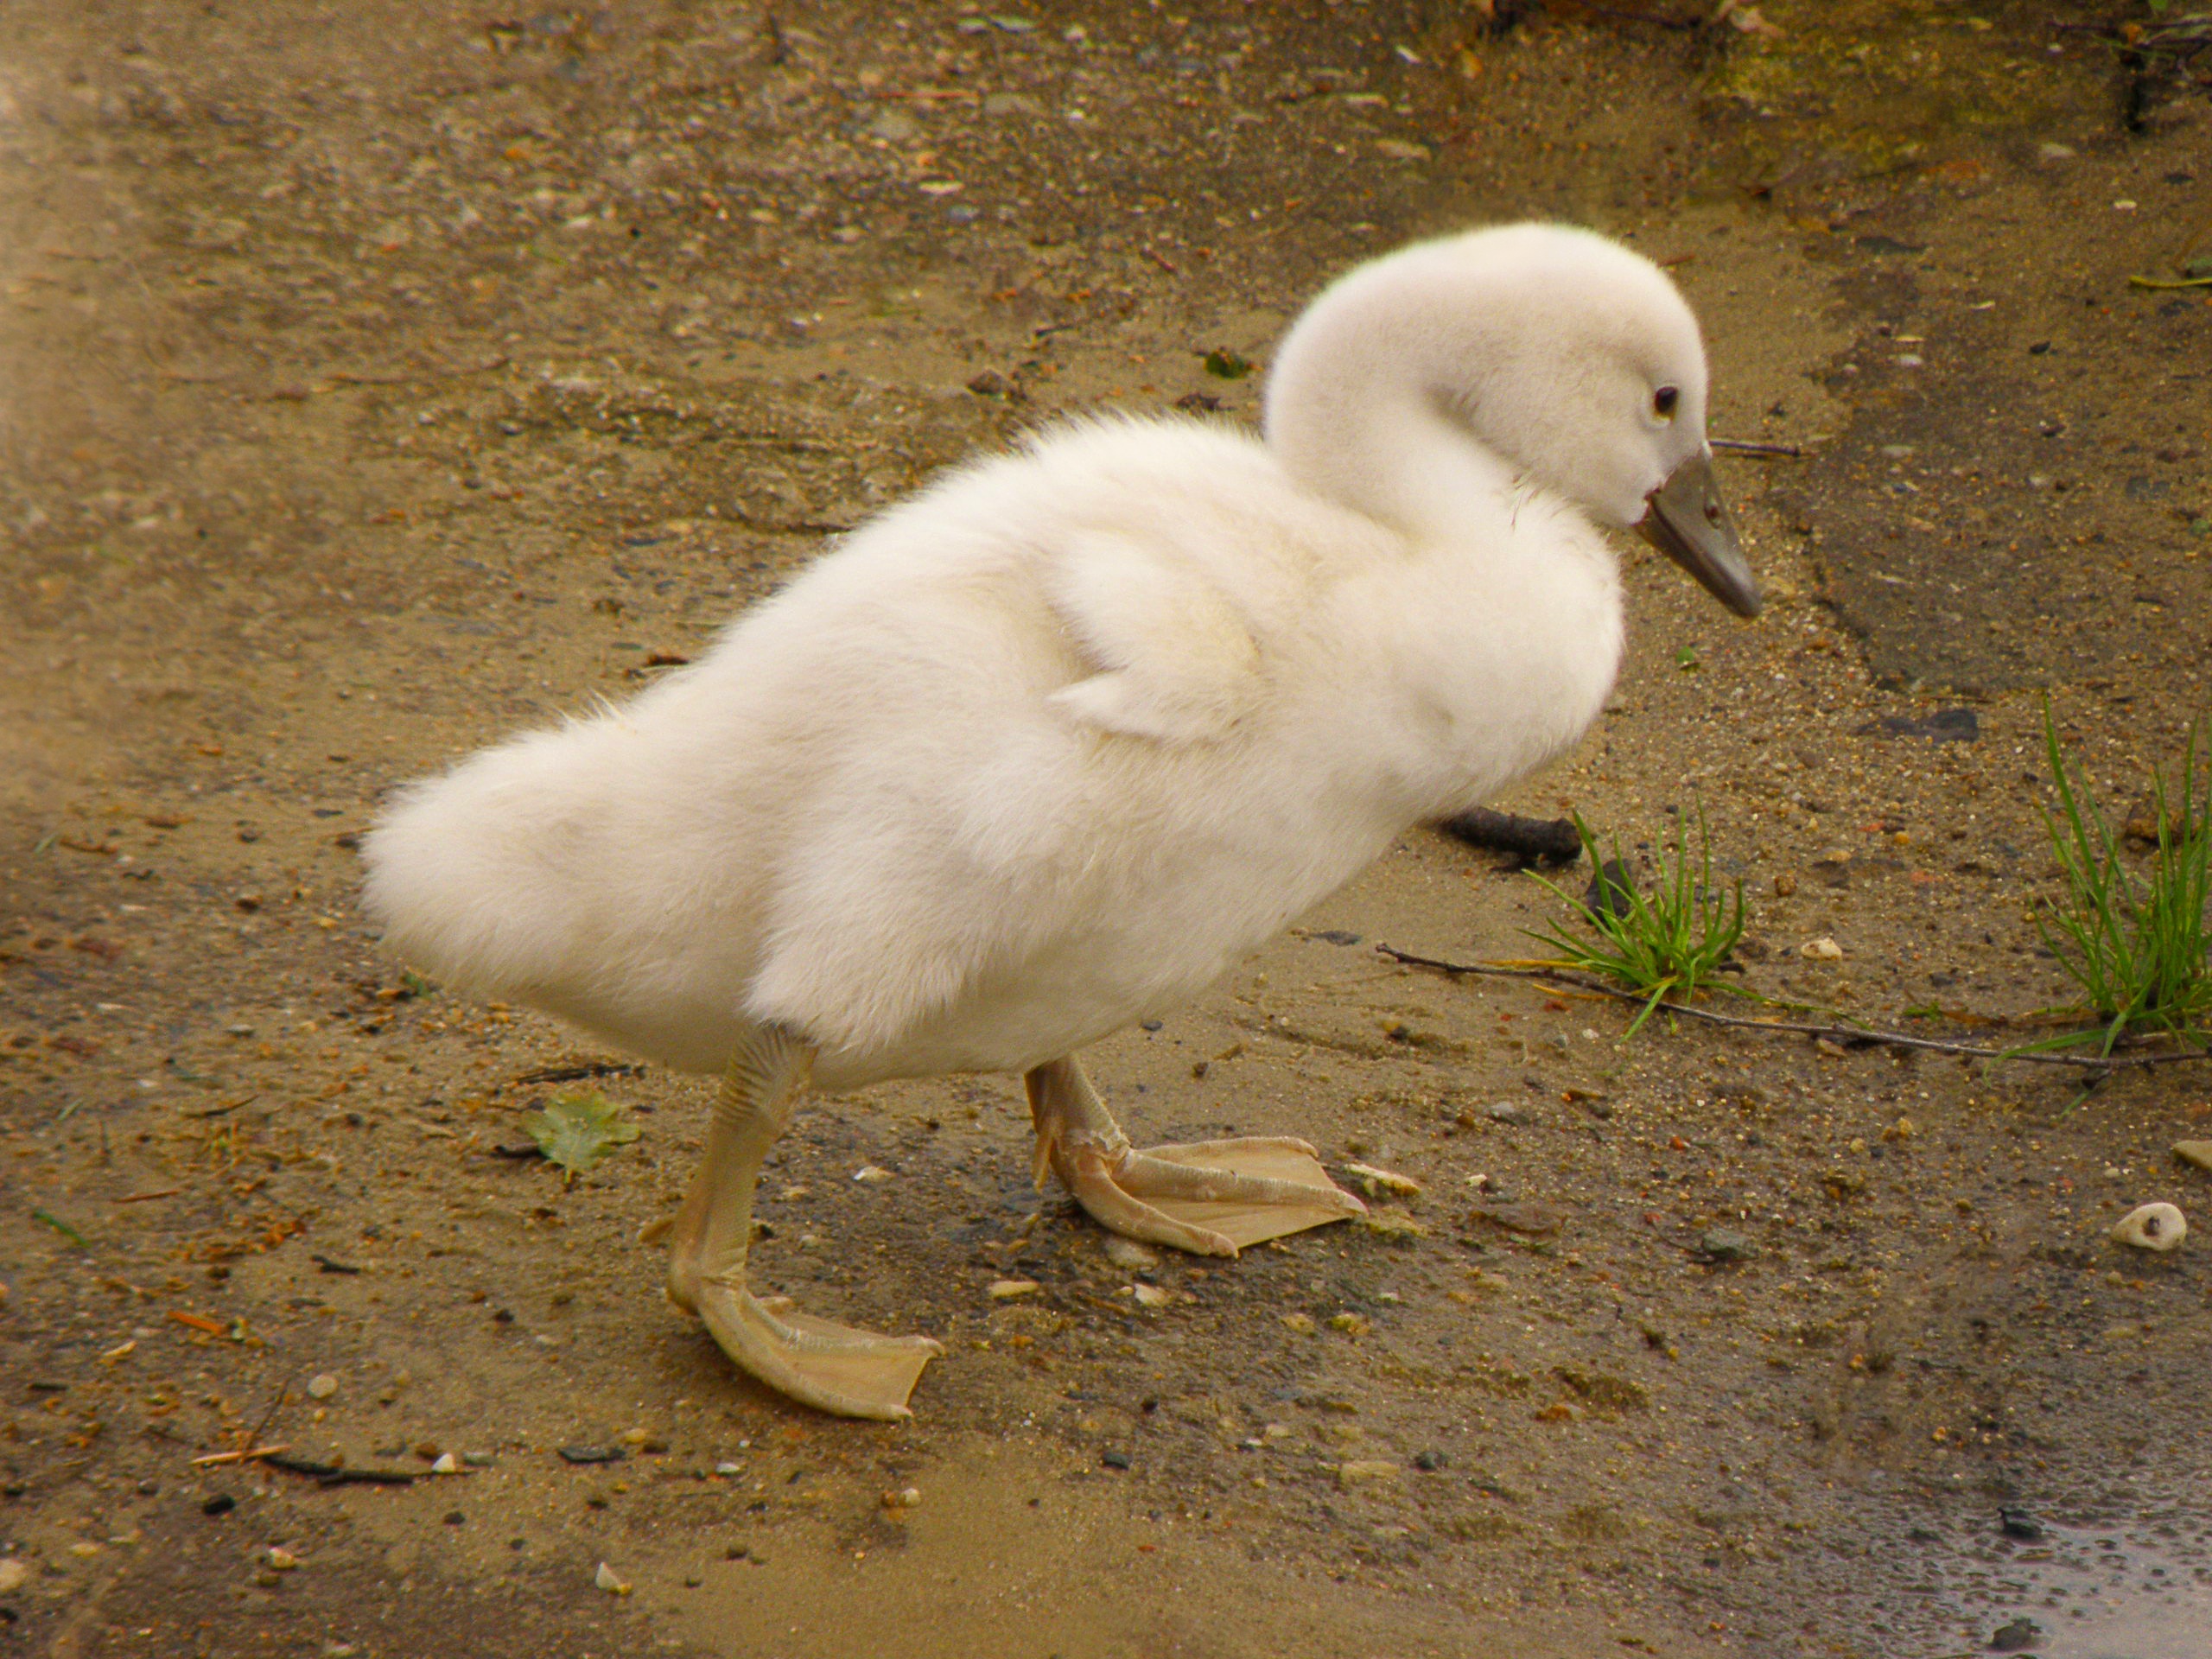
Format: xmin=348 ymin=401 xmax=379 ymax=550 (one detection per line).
xmin=266 ymin=1547 xmax=299 ymax=1571
xmin=1484 ymin=1103 xmax=1532 ymax=1127
xmin=594 ymin=1561 xmax=632 ymax=1596
xmin=881 ymin=1486 xmax=922 ymax=1509
xmin=430 ymin=1452 xmax=461 ymax=1475
xmin=202 ymin=1495 xmax=235 ymax=1517
xmin=1989 ymin=1615 xmax=2040 ymax=1652
xmin=1280 ymin=1313 xmax=1317 ymax=1334
xmin=1336 ymin=1459 xmax=1402 ymax=1488
xmin=306 ymin=1373 xmax=339 ymax=1401
xmin=1999 ymin=1509 xmax=2044 ymax=1541
xmin=1103 ymin=1237 xmax=1159 ymax=1271
xmin=1101 ymin=1450 xmax=1132 ymax=1471
xmin=1465 ymin=1199 xmax=1562 ymax=1236
xmin=1344 ymin=1160 xmax=1423 ymax=1194
xmin=2174 ymin=1141 xmax=2212 ymax=1174
xmin=1327 ymin=1312 xmax=1371 ymax=1337
xmin=1698 ymin=1228 xmax=1754 ymax=1263
xmin=852 ymin=1166 xmax=893 ymax=1185
xmin=1800 ymin=936 xmax=1844 ymax=961
xmin=443 ymin=1510 xmax=465 ymax=1527
xmin=0 ymin=1559 xmax=27 ymax=1594
xmin=2109 ymin=1202 xmax=2186 ymax=1252
xmin=1358 ymin=1211 xmax=1427 ymax=1242
xmin=558 ymin=1444 xmax=626 ymax=1465
xmin=988 ymin=1279 xmax=1041 ymax=1300
xmin=1132 ymin=1283 xmax=1173 ymax=1308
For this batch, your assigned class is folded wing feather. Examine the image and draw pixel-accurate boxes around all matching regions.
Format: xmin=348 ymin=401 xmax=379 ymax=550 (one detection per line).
xmin=1042 ymin=527 xmax=1263 ymax=745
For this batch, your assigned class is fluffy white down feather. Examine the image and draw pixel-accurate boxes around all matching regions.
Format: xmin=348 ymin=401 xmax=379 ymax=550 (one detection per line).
xmin=363 ymin=223 xmax=1718 ymax=1093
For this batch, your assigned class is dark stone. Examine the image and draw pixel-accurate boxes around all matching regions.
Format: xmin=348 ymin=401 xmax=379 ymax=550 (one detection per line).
xmin=1990 ymin=1616 xmax=2041 ymax=1652
xmin=1999 ymin=1509 xmax=2044 ymax=1541
xmin=1584 ymin=858 xmax=1635 ymax=920
xmin=201 ymin=1494 xmax=235 ymax=1516
xmin=1465 ymin=1199 xmax=1561 ymax=1236
xmin=1101 ymin=1450 xmax=1132 ymax=1471
xmin=1855 ymin=708 xmax=1980 ymax=742
xmin=1698 ymin=1228 xmax=1754 ymax=1263
xmin=557 ymin=1444 xmax=626 ymax=1465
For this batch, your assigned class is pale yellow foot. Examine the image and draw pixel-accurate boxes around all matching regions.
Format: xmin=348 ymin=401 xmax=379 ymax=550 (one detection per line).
xmin=682 ymin=1280 xmax=944 ymax=1421
xmin=1027 ymin=1058 xmax=1365 ymax=1257
xmin=665 ymin=1023 xmax=944 ymax=1421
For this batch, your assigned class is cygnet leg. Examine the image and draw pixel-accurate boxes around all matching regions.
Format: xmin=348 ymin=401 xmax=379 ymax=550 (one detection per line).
xmin=664 ymin=1022 xmax=943 ymax=1420
xmin=1026 ymin=1055 xmax=1364 ymax=1257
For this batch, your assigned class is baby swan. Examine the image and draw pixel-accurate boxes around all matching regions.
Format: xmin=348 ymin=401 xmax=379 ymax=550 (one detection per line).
xmin=362 ymin=223 xmax=1758 ymax=1421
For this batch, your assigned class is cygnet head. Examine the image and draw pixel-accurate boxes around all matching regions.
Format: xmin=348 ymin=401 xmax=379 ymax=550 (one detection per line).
xmin=1264 ymin=222 xmax=1760 ymax=617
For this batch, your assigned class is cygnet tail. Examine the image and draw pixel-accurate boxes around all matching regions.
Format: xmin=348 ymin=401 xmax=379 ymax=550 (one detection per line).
xmin=360 ymin=721 xmax=626 ymax=1005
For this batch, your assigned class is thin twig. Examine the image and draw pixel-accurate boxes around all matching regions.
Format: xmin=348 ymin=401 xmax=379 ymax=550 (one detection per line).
xmin=245 ymin=1376 xmax=291 ymax=1454
xmin=2126 ymin=273 xmax=2212 ymax=290
xmin=1710 ymin=438 xmax=1807 ymax=459
xmin=189 ymin=1444 xmax=288 ymax=1467
xmin=513 ymin=1060 xmax=642 ymax=1084
xmin=265 ymin=1453 xmax=416 ymax=1487
xmin=1375 ymin=945 xmax=2212 ymax=1071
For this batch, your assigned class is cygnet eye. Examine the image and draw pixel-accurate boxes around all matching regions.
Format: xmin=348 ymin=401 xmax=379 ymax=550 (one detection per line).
xmin=1652 ymin=385 xmax=1679 ymax=421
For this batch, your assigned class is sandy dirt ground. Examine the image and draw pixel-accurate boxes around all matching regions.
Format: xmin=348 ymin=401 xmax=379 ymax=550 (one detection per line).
xmin=4 ymin=3 xmax=2212 ymax=1656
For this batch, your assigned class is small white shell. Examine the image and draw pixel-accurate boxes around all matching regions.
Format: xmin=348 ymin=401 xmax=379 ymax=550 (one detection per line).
xmin=2109 ymin=1202 xmax=2187 ymax=1252
xmin=1800 ymin=937 xmax=1845 ymax=961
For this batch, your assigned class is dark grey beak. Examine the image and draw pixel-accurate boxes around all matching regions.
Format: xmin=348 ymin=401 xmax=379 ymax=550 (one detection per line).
xmin=1636 ymin=448 xmax=1761 ymax=618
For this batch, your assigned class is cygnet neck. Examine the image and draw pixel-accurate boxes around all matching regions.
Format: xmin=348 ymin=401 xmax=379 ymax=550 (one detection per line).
xmin=1267 ymin=381 xmax=1522 ymax=547
xmin=1261 ymin=270 xmax=1535 ymax=546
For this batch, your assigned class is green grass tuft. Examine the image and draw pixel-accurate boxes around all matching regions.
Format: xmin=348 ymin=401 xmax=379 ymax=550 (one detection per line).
xmin=2024 ymin=702 xmax=2212 ymax=1058
xmin=1524 ymin=808 xmax=1747 ymax=1037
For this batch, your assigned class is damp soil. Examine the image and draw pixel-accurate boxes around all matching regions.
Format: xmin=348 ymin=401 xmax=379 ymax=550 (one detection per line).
xmin=3 ymin=4 xmax=2211 ymax=1657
